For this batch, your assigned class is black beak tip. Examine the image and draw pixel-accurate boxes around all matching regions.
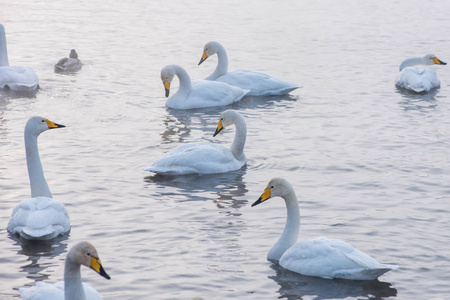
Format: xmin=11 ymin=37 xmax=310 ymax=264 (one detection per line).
xmin=165 ymin=89 xmax=170 ymax=97
xmin=213 ymin=128 xmax=222 ymax=137
xmin=251 ymin=197 xmax=263 ymax=207
xmin=100 ymin=266 xmax=111 ymax=280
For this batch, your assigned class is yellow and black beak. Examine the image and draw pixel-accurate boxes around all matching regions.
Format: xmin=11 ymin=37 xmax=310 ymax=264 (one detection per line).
xmin=252 ymin=188 xmax=271 ymax=207
xmin=45 ymin=119 xmax=65 ymax=129
xmin=163 ymin=80 xmax=171 ymax=97
xmin=213 ymin=119 xmax=224 ymax=137
xmin=432 ymin=57 xmax=447 ymax=65
xmin=90 ymin=255 xmax=111 ymax=280
xmin=198 ymin=50 xmax=208 ymax=66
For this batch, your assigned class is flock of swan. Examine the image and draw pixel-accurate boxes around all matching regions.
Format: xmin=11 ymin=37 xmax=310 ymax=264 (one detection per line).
xmin=2 ymin=20 xmax=446 ymax=299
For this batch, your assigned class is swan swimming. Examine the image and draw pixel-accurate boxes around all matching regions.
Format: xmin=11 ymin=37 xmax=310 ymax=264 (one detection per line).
xmin=7 ymin=117 xmax=70 ymax=240
xmin=19 ymin=241 xmax=110 ymax=300
xmin=252 ymin=178 xmax=398 ymax=280
xmin=144 ymin=109 xmax=247 ymax=175
xmin=55 ymin=49 xmax=82 ymax=73
xmin=0 ymin=24 xmax=39 ymax=91
xmin=395 ymin=54 xmax=446 ymax=93
xmin=160 ymin=64 xmax=249 ymax=109
xmin=198 ymin=41 xmax=302 ymax=96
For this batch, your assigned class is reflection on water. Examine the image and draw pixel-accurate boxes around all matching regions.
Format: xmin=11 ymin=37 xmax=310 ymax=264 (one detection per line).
xmin=144 ymin=167 xmax=248 ymax=206
xmin=395 ymin=86 xmax=439 ymax=111
xmin=9 ymin=233 xmax=69 ymax=282
xmin=269 ymin=263 xmax=397 ymax=300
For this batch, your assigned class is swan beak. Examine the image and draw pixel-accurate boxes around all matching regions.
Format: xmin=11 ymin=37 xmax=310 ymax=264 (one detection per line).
xmin=45 ymin=119 xmax=66 ymax=129
xmin=163 ymin=80 xmax=171 ymax=97
xmin=252 ymin=188 xmax=271 ymax=207
xmin=198 ymin=51 xmax=208 ymax=65
xmin=432 ymin=57 xmax=447 ymax=65
xmin=90 ymin=256 xmax=111 ymax=280
xmin=213 ymin=119 xmax=224 ymax=137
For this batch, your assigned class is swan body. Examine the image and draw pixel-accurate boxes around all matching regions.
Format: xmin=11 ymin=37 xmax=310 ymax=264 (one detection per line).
xmin=395 ymin=54 xmax=446 ymax=92
xmin=55 ymin=50 xmax=82 ymax=73
xmin=20 ymin=241 xmax=110 ymax=300
xmin=0 ymin=24 xmax=39 ymax=91
xmin=198 ymin=41 xmax=302 ymax=96
xmin=145 ymin=109 xmax=247 ymax=175
xmin=160 ymin=64 xmax=249 ymax=109
xmin=252 ymin=178 xmax=398 ymax=280
xmin=7 ymin=117 xmax=70 ymax=240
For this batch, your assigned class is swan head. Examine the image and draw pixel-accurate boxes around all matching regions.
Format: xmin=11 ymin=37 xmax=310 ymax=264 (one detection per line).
xmin=252 ymin=177 xmax=294 ymax=207
xmin=161 ymin=65 xmax=176 ymax=97
xmin=424 ymin=54 xmax=446 ymax=66
xmin=213 ymin=109 xmax=240 ymax=137
xmin=25 ymin=116 xmax=65 ymax=137
xmin=67 ymin=241 xmax=111 ymax=280
xmin=69 ymin=49 xmax=78 ymax=59
xmin=198 ymin=41 xmax=220 ymax=65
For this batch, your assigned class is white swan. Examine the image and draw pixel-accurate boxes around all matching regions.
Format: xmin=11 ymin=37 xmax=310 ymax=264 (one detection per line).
xmin=160 ymin=64 xmax=249 ymax=110
xmin=144 ymin=109 xmax=247 ymax=175
xmin=7 ymin=117 xmax=70 ymax=240
xmin=20 ymin=241 xmax=110 ymax=300
xmin=55 ymin=49 xmax=82 ymax=73
xmin=198 ymin=41 xmax=302 ymax=96
xmin=0 ymin=24 xmax=39 ymax=91
xmin=252 ymin=178 xmax=398 ymax=280
xmin=395 ymin=54 xmax=446 ymax=92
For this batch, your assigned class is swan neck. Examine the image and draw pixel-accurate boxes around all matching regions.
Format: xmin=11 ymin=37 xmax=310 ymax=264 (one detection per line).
xmin=230 ymin=115 xmax=246 ymax=161
xmin=64 ymin=259 xmax=86 ymax=300
xmin=173 ymin=65 xmax=192 ymax=97
xmin=207 ymin=44 xmax=228 ymax=80
xmin=0 ymin=25 xmax=9 ymax=67
xmin=268 ymin=191 xmax=300 ymax=261
xmin=25 ymin=131 xmax=52 ymax=198
xmin=399 ymin=57 xmax=425 ymax=71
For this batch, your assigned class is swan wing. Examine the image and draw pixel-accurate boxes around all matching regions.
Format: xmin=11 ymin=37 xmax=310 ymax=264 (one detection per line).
xmin=166 ymin=80 xmax=249 ymax=109
xmin=144 ymin=142 xmax=245 ymax=175
xmin=280 ymin=237 xmax=397 ymax=280
xmin=395 ymin=67 xmax=440 ymax=92
xmin=20 ymin=281 xmax=102 ymax=300
xmin=0 ymin=66 xmax=39 ymax=91
xmin=20 ymin=281 xmax=64 ymax=300
xmin=7 ymin=196 xmax=70 ymax=240
xmin=217 ymin=70 xmax=302 ymax=96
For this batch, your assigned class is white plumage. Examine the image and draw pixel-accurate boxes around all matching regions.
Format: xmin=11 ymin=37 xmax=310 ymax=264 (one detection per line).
xmin=145 ymin=109 xmax=247 ymax=175
xmin=0 ymin=24 xmax=39 ymax=91
xmin=160 ymin=64 xmax=249 ymax=109
xmin=252 ymin=178 xmax=398 ymax=280
xmin=198 ymin=41 xmax=302 ymax=96
xmin=7 ymin=117 xmax=70 ymax=240
xmin=20 ymin=241 xmax=110 ymax=300
xmin=395 ymin=54 xmax=446 ymax=93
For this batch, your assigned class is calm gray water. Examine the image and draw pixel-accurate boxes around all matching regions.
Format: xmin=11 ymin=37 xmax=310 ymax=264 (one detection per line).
xmin=1 ymin=0 xmax=450 ymax=299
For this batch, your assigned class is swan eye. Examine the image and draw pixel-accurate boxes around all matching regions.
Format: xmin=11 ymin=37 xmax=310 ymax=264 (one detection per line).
xmin=271 ymin=186 xmax=274 ymax=189
xmin=87 ymin=253 xmax=91 ymax=256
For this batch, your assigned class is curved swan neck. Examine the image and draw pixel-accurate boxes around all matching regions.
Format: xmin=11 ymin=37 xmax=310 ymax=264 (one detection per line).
xmin=230 ymin=114 xmax=246 ymax=161
xmin=399 ymin=57 xmax=426 ymax=71
xmin=25 ymin=130 xmax=52 ymax=198
xmin=206 ymin=43 xmax=228 ymax=80
xmin=173 ymin=65 xmax=192 ymax=97
xmin=268 ymin=191 xmax=300 ymax=261
xmin=64 ymin=258 xmax=86 ymax=300
xmin=0 ymin=24 xmax=9 ymax=67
